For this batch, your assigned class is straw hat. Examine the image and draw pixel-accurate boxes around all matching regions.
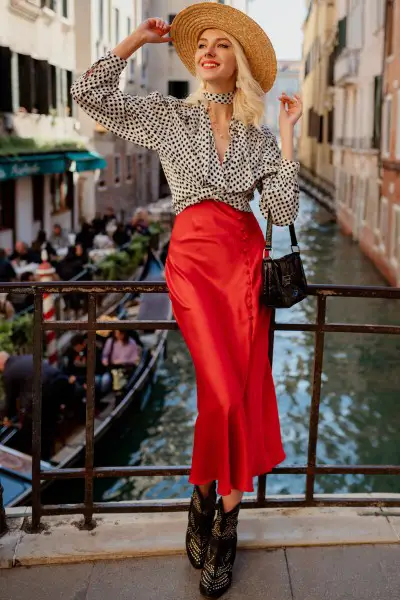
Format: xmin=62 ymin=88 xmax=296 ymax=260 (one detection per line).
xmin=170 ymin=2 xmax=277 ymax=93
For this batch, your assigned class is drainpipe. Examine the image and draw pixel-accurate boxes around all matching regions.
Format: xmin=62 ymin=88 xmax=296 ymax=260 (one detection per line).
xmin=0 ymin=479 xmax=6 ymax=535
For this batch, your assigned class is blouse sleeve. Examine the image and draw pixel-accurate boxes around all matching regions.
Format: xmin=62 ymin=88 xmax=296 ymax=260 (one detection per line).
xmin=70 ymin=52 xmax=176 ymax=152
xmin=258 ymin=128 xmax=300 ymax=227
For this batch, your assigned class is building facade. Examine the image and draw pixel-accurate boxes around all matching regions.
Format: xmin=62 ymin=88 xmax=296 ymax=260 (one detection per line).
xmin=74 ymin=0 xmax=160 ymax=223
xmin=0 ymin=0 xmax=96 ymax=250
xmin=334 ymin=0 xmax=385 ymax=246
xmin=298 ymin=0 xmax=336 ymax=184
xmin=361 ymin=0 xmax=400 ymax=285
xmin=264 ymin=60 xmax=301 ymax=151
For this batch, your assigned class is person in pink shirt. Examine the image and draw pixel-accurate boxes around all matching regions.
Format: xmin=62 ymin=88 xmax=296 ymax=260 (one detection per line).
xmin=102 ymin=330 xmax=140 ymax=367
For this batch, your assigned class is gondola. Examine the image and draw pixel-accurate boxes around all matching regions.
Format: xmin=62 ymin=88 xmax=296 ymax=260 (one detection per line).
xmin=0 ymin=250 xmax=172 ymax=507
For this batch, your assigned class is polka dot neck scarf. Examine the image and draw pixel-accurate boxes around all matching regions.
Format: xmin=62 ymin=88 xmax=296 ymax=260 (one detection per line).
xmin=203 ymin=91 xmax=235 ymax=105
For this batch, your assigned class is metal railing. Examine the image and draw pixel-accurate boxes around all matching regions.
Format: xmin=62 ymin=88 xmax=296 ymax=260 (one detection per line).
xmin=1 ymin=280 xmax=400 ymax=534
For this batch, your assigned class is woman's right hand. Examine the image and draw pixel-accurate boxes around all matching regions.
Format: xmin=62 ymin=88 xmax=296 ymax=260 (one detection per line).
xmin=135 ymin=18 xmax=172 ymax=44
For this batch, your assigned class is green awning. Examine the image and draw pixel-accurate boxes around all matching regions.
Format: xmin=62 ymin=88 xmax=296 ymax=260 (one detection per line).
xmin=0 ymin=150 xmax=107 ymax=181
xmin=66 ymin=151 xmax=107 ymax=173
xmin=0 ymin=153 xmax=66 ymax=181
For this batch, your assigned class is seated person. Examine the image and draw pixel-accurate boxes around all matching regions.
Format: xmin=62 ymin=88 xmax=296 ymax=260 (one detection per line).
xmin=31 ymin=230 xmax=57 ymax=262
xmin=0 ymin=352 xmax=75 ymax=460
xmin=63 ymin=333 xmax=112 ymax=399
xmin=49 ymin=223 xmax=69 ymax=250
xmin=0 ymin=248 xmax=16 ymax=282
xmin=102 ymin=330 xmax=140 ymax=393
xmin=9 ymin=241 xmax=41 ymax=264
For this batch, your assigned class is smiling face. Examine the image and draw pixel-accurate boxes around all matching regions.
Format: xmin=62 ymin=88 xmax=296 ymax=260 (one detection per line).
xmin=195 ymin=29 xmax=237 ymax=90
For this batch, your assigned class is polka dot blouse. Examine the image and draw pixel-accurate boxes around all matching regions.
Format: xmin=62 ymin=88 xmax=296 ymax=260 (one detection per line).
xmin=71 ymin=52 xmax=300 ymax=227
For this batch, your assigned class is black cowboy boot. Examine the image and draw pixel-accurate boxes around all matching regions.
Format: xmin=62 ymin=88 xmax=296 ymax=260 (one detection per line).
xmin=199 ymin=497 xmax=241 ymax=598
xmin=186 ymin=481 xmax=217 ymax=569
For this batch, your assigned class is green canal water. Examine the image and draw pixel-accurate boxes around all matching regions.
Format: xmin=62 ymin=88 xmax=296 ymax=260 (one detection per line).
xmin=44 ymin=193 xmax=400 ymax=504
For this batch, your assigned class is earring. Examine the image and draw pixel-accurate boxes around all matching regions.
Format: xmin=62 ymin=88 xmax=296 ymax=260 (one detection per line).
xmin=236 ymin=80 xmax=240 ymax=89
xmin=200 ymin=80 xmax=206 ymax=90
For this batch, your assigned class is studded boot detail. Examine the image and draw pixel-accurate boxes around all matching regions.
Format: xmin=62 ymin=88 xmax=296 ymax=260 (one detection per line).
xmin=186 ymin=481 xmax=217 ymax=569
xmin=199 ymin=497 xmax=241 ymax=598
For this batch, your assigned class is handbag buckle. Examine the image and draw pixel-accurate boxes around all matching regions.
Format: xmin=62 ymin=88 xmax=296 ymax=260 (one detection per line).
xmin=291 ymin=245 xmax=300 ymax=253
xmin=263 ymin=248 xmax=273 ymax=259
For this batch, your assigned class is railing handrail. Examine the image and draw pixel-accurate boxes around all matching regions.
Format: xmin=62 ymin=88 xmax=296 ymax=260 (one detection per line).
xmin=1 ymin=280 xmax=400 ymax=534
xmin=1 ymin=281 xmax=399 ymax=297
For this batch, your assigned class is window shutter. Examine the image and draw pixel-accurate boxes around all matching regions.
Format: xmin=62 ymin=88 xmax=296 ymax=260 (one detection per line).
xmin=18 ymin=53 xmax=34 ymax=112
xmin=50 ymin=64 xmax=57 ymax=110
xmin=66 ymin=70 xmax=73 ymax=115
xmin=0 ymin=46 xmax=12 ymax=112
xmin=373 ymin=75 xmax=382 ymax=149
xmin=35 ymin=60 xmax=50 ymax=115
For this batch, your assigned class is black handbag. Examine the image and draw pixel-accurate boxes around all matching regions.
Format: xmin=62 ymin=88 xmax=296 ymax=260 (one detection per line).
xmin=261 ymin=210 xmax=308 ymax=309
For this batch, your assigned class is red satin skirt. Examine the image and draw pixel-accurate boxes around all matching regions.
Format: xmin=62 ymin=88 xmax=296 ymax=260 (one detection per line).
xmin=165 ymin=199 xmax=286 ymax=496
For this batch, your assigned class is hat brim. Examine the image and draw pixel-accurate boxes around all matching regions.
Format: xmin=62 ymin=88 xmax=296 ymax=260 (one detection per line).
xmin=170 ymin=3 xmax=277 ymax=93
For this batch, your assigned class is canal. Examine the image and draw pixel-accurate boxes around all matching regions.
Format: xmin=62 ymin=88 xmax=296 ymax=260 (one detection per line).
xmin=43 ymin=191 xmax=400 ymax=504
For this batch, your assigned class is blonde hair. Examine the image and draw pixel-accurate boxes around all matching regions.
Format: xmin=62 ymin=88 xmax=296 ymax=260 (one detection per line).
xmin=185 ymin=31 xmax=265 ymax=127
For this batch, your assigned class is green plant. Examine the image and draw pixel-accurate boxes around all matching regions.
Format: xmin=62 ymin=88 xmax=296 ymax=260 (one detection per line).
xmin=0 ymin=136 xmax=87 ymax=157
xmin=0 ymin=314 xmax=34 ymax=402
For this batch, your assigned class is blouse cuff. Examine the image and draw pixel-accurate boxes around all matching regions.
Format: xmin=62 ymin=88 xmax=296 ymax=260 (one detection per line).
xmin=84 ymin=51 xmax=127 ymax=79
xmin=280 ymin=158 xmax=300 ymax=178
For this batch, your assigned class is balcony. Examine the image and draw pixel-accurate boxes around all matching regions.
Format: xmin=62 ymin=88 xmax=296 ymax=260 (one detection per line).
xmin=334 ymin=49 xmax=360 ymax=86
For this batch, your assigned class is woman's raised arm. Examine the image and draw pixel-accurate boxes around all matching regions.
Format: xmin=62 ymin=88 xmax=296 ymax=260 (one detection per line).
xmin=71 ymin=19 xmax=175 ymax=151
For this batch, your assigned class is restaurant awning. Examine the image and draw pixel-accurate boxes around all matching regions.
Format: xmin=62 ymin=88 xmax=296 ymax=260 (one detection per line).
xmin=0 ymin=150 xmax=107 ymax=181
xmin=0 ymin=153 xmax=66 ymax=181
xmin=65 ymin=151 xmax=107 ymax=173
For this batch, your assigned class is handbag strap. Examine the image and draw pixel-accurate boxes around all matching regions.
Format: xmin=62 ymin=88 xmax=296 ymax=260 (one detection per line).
xmin=265 ymin=210 xmax=299 ymax=253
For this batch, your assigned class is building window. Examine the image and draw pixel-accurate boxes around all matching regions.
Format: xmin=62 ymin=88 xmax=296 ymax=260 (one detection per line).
xmin=126 ymin=155 xmax=132 ymax=181
xmin=99 ymin=0 xmax=104 ymax=38
xmin=0 ymin=46 xmax=12 ymax=113
xmin=62 ymin=0 xmax=68 ymax=18
xmin=391 ymin=206 xmax=400 ymax=265
xmin=382 ymin=96 xmax=392 ymax=157
xmin=18 ymin=53 xmax=34 ymax=112
xmin=98 ymin=170 xmax=107 ymax=190
xmin=337 ymin=16 xmax=347 ymax=53
xmin=385 ymin=0 xmax=394 ymax=57
xmin=66 ymin=70 xmax=73 ymax=116
xmin=50 ymin=173 xmax=73 ymax=214
xmin=168 ymin=14 xmax=176 ymax=46
xmin=327 ymin=109 xmax=334 ymax=144
xmin=168 ymin=80 xmax=189 ymax=99
xmin=114 ymin=155 xmax=121 ymax=184
xmin=34 ymin=59 xmax=50 ymax=115
xmin=318 ymin=115 xmax=324 ymax=144
xmin=41 ymin=0 xmax=55 ymax=10
xmin=114 ymin=8 xmax=120 ymax=44
xmin=396 ymin=90 xmax=400 ymax=159
xmin=379 ymin=196 xmax=389 ymax=252
xmin=373 ymin=75 xmax=382 ymax=149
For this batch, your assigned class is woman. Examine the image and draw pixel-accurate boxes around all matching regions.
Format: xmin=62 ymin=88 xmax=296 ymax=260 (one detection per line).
xmin=71 ymin=4 xmax=302 ymax=597
xmin=101 ymin=330 xmax=140 ymax=367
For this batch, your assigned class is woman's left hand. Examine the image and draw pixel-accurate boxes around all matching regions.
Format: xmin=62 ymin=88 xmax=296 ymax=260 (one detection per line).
xmin=279 ymin=93 xmax=303 ymax=128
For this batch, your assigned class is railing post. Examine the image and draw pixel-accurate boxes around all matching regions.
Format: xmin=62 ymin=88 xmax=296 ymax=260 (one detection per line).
xmin=306 ymin=295 xmax=327 ymax=505
xmin=0 ymin=478 xmax=6 ymax=534
xmin=257 ymin=309 xmax=276 ymax=506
